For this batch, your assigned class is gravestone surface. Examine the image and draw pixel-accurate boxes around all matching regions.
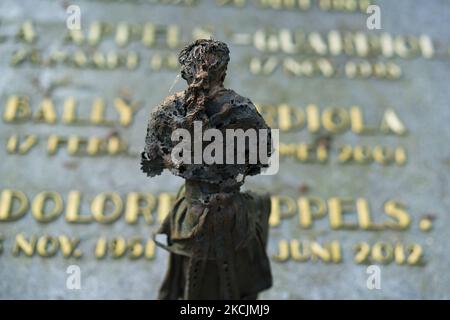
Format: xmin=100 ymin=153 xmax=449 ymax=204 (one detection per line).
xmin=0 ymin=0 xmax=449 ymax=299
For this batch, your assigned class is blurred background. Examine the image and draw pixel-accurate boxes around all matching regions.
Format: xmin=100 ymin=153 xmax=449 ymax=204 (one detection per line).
xmin=0 ymin=0 xmax=449 ymax=299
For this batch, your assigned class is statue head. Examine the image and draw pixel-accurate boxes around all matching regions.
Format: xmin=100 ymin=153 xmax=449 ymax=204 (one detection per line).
xmin=178 ymin=39 xmax=230 ymax=86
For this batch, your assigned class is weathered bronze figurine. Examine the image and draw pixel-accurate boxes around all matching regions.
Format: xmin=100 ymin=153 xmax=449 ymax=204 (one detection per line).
xmin=141 ymin=39 xmax=272 ymax=299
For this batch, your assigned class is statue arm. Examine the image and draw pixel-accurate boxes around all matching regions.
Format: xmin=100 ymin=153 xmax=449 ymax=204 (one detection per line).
xmin=228 ymin=95 xmax=273 ymax=176
xmin=140 ymin=102 xmax=173 ymax=177
xmin=245 ymin=99 xmax=272 ymax=176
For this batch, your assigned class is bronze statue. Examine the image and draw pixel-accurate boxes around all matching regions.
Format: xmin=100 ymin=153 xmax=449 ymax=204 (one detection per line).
xmin=141 ymin=39 xmax=273 ymax=299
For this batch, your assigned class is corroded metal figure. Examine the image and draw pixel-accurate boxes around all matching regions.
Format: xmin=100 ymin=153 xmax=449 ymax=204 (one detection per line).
xmin=141 ymin=39 xmax=272 ymax=299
